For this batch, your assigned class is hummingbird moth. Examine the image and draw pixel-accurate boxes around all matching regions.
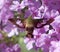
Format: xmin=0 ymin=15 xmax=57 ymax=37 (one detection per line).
xmin=8 ymin=3 xmax=54 ymax=38
xmin=9 ymin=15 xmax=54 ymax=38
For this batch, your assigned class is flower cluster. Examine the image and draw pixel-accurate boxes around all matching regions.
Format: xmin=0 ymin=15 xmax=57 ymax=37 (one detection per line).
xmin=0 ymin=43 xmax=20 ymax=52
xmin=0 ymin=0 xmax=60 ymax=52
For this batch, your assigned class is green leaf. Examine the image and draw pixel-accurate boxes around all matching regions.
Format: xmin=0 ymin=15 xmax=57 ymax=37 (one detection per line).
xmin=18 ymin=37 xmax=36 ymax=52
xmin=18 ymin=32 xmax=26 ymax=37
xmin=39 ymin=49 xmax=42 ymax=52
xmin=17 ymin=32 xmax=42 ymax=52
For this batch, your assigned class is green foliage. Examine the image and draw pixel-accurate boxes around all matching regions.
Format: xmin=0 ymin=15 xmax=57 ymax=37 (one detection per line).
xmin=0 ymin=30 xmax=42 ymax=52
xmin=18 ymin=37 xmax=36 ymax=52
xmin=17 ymin=32 xmax=42 ymax=52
